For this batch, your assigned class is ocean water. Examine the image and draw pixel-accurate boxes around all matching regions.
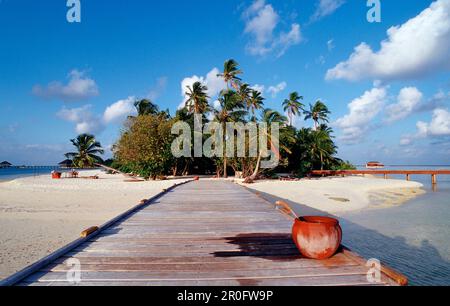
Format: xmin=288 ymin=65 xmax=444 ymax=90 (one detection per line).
xmin=0 ymin=167 xmax=59 ymax=181
xmin=340 ymin=166 xmax=450 ymax=286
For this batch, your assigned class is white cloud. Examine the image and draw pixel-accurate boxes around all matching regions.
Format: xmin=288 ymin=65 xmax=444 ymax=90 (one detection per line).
xmin=416 ymin=108 xmax=450 ymax=137
xmin=311 ymin=0 xmax=345 ymax=22
xmin=326 ymin=0 xmax=450 ymax=81
xmin=103 ymin=96 xmax=136 ymax=124
xmin=205 ymin=68 xmax=227 ymax=98
xmin=212 ymin=100 xmax=221 ymax=111
xmin=274 ymin=24 xmax=302 ymax=57
xmin=267 ymin=81 xmax=287 ymax=98
xmin=327 ymin=39 xmax=335 ymax=51
xmin=251 ymin=84 xmax=265 ymax=93
xmin=243 ymin=0 xmax=302 ymax=57
xmin=400 ymin=137 xmax=413 ymax=146
xmin=57 ymin=104 xmax=93 ymax=123
xmin=335 ymin=87 xmax=387 ymax=143
xmin=179 ymin=68 xmax=226 ymax=109
xmin=385 ymin=87 xmax=423 ymax=123
xmin=33 ymin=70 xmax=99 ymax=102
xmin=57 ymin=105 xmax=104 ymax=134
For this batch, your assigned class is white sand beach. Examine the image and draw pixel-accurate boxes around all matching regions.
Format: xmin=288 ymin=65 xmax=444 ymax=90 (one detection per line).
xmin=238 ymin=176 xmax=425 ymax=215
xmin=0 ymin=170 xmax=189 ymax=280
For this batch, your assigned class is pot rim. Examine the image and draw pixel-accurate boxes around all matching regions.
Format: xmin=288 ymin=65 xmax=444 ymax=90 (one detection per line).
xmin=295 ymin=216 xmax=339 ymax=225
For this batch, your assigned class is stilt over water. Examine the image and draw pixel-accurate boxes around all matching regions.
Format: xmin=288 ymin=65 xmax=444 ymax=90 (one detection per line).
xmin=312 ymin=170 xmax=450 ymax=187
xmin=3 ymin=180 xmax=406 ymax=286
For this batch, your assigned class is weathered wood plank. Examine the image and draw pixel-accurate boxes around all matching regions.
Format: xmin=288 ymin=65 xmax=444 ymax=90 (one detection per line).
xmin=16 ymin=180 xmax=406 ymax=286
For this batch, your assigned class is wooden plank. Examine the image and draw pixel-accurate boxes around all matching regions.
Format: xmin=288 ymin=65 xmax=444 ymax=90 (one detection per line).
xmin=11 ymin=180 xmax=406 ymax=286
xmin=28 ymin=266 xmax=371 ymax=282
xmin=0 ymin=180 xmax=192 ymax=286
xmin=312 ymin=169 xmax=450 ymax=175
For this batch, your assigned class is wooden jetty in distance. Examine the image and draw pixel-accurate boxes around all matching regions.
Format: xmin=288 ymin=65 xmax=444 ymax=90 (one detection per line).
xmin=311 ymin=169 xmax=450 ymax=186
xmin=1 ymin=180 xmax=406 ymax=286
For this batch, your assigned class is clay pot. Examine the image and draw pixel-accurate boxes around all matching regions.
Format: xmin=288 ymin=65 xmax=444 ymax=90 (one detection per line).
xmin=292 ymin=216 xmax=342 ymax=260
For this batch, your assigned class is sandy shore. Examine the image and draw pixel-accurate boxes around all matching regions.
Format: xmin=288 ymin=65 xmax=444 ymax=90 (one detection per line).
xmin=238 ymin=176 xmax=425 ymax=215
xmin=0 ymin=170 xmax=189 ymax=280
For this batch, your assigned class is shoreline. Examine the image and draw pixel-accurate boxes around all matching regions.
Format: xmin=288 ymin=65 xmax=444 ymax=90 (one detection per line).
xmin=0 ymin=170 xmax=190 ymax=280
xmin=237 ymin=176 xmax=425 ymax=215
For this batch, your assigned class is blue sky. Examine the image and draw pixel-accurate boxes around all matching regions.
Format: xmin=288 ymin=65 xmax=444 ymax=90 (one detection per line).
xmin=0 ymin=0 xmax=449 ymax=165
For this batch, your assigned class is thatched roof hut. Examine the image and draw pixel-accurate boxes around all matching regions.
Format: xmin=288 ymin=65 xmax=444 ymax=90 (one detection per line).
xmin=58 ymin=159 xmax=73 ymax=168
xmin=0 ymin=161 xmax=12 ymax=168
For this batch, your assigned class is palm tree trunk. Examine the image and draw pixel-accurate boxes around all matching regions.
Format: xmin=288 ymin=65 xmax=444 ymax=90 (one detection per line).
xmin=223 ymin=122 xmax=228 ymax=178
xmin=224 ymin=156 xmax=228 ymax=178
xmin=249 ymin=151 xmax=263 ymax=181
xmin=320 ymin=152 xmax=324 ymax=171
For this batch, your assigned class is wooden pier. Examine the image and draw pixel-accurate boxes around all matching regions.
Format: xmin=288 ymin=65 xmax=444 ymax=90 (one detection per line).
xmin=311 ymin=170 xmax=450 ymax=186
xmin=1 ymin=180 xmax=406 ymax=286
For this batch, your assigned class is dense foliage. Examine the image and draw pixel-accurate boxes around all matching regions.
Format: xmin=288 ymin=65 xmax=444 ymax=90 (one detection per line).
xmin=113 ymin=114 xmax=175 ymax=179
xmin=70 ymin=59 xmax=354 ymax=180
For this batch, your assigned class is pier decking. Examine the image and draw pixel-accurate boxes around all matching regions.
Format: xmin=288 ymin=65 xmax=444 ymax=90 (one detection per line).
xmin=312 ymin=169 xmax=450 ymax=185
xmin=4 ymin=180 xmax=406 ymax=286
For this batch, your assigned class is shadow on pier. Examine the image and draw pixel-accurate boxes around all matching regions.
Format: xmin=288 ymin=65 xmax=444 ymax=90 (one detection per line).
xmin=247 ymin=189 xmax=450 ymax=286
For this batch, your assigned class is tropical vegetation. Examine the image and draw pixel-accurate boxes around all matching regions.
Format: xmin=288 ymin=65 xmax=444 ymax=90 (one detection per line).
xmin=67 ymin=60 xmax=354 ymax=179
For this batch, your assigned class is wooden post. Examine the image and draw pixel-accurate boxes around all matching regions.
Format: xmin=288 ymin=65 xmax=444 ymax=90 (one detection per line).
xmin=406 ymin=174 xmax=410 ymax=181
xmin=384 ymin=174 xmax=388 ymax=179
xmin=431 ymin=174 xmax=437 ymax=185
xmin=80 ymin=226 xmax=99 ymax=238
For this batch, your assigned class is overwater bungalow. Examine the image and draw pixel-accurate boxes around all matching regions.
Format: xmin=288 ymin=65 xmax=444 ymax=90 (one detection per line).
xmin=0 ymin=161 xmax=12 ymax=168
xmin=366 ymin=161 xmax=385 ymax=169
xmin=58 ymin=159 xmax=73 ymax=169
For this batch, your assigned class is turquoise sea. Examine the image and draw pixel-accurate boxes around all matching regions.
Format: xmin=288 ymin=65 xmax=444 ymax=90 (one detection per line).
xmin=340 ymin=166 xmax=450 ymax=286
xmin=0 ymin=167 xmax=59 ymax=181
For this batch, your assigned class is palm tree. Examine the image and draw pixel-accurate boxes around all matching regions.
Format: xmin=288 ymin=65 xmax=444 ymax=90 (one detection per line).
xmin=184 ymin=81 xmax=210 ymax=114
xmin=318 ymin=123 xmax=334 ymax=135
xmin=248 ymin=90 xmax=265 ymax=121
xmin=296 ymin=127 xmax=337 ymax=171
xmin=65 ymin=134 xmax=104 ymax=168
xmin=217 ymin=59 xmax=242 ymax=90
xmin=309 ymin=129 xmax=337 ymax=170
xmin=134 ymin=99 xmax=159 ymax=116
xmin=304 ymin=100 xmax=330 ymax=130
xmin=246 ymin=109 xmax=289 ymax=182
xmin=213 ymin=90 xmax=247 ymax=178
xmin=283 ymin=92 xmax=304 ymax=126
xmin=127 ymin=99 xmax=159 ymax=120
xmin=237 ymin=83 xmax=252 ymax=110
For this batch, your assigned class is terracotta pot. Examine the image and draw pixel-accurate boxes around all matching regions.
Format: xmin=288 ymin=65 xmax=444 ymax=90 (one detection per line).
xmin=292 ymin=216 xmax=342 ymax=260
xmin=52 ymin=172 xmax=62 ymax=179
